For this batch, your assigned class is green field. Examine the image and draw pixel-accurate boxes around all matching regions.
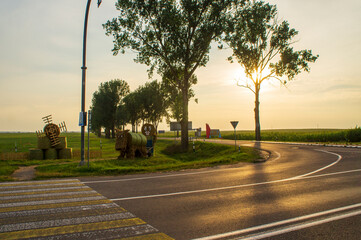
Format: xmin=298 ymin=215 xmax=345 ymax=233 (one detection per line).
xmin=161 ymin=128 xmax=361 ymax=144
xmin=0 ymin=132 xmax=118 ymax=159
xmin=222 ymin=128 xmax=361 ymax=143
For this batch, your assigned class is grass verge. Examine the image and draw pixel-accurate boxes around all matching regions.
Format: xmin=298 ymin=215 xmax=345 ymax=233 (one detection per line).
xmin=34 ymin=140 xmax=260 ymax=180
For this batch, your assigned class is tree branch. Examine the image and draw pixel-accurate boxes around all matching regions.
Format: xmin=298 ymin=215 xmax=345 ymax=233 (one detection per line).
xmin=237 ymin=81 xmax=256 ymax=94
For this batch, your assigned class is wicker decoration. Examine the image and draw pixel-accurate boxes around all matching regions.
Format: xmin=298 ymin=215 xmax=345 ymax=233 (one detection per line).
xmin=115 ymin=130 xmax=147 ymax=159
xmin=141 ymin=123 xmax=157 ymax=157
xmin=29 ymin=115 xmax=71 ymax=160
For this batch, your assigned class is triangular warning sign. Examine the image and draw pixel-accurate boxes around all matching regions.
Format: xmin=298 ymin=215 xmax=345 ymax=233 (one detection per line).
xmin=230 ymin=121 xmax=239 ymax=129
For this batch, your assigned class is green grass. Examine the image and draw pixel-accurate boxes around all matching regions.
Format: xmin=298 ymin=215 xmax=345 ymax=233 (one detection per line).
xmin=0 ymin=132 xmax=260 ymax=181
xmin=0 ymin=132 xmax=38 ymax=153
xmin=35 ymin=140 xmax=260 ymax=179
xmin=0 ymin=159 xmax=75 ymax=182
xmin=0 ymin=132 xmax=118 ymax=159
xmin=0 ymin=132 xmax=118 ymax=181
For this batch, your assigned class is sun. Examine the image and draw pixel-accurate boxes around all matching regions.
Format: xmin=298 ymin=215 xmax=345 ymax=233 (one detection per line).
xmin=232 ymin=66 xmax=276 ymax=92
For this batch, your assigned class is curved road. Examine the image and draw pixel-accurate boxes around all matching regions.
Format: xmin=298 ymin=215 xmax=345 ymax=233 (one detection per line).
xmin=81 ymin=141 xmax=361 ymax=239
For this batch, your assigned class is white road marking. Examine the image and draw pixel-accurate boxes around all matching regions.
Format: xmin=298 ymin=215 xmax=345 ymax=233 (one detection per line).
xmin=289 ymin=149 xmax=342 ymax=179
xmin=110 ymin=168 xmax=361 ymax=201
xmin=0 ymin=186 xmax=91 ymax=194
xmin=0 ymin=190 xmax=98 ymax=200
xmin=273 ymin=151 xmax=281 ymax=161
xmin=0 ymin=181 xmax=82 ymax=190
xmin=82 ymin=169 xmax=239 ymax=184
xmin=239 ymin=209 xmax=361 ymax=240
xmin=0 ymin=203 xmax=120 ymax=218
xmin=0 ymin=196 xmax=105 ymax=208
xmin=108 ymin=149 xmax=344 ymax=201
xmin=193 ymin=202 xmax=361 ymax=240
xmin=0 ymin=179 xmax=79 ymax=186
xmin=83 ymin=150 xmax=282 ymax=184
xmin=0 ymin=212 xmax=135 ymax=232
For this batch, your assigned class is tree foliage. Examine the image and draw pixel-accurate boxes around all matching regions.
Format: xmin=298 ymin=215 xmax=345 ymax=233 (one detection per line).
xmin=91 ymin=79 xmax=130 ymax=138
xmin=162 ymin=68 xmax=197 ymax=122
xmin=223 ymin=0 xmax=318 ymax=140
xmin=104 ymin=0 xmax=243 ymax=150
xmin=120 ymin=80 xmax=170 ymax=132
xmin=137 ymin=80 xmax=170 ymax=128
xmin=121 ymin=91 xmax=141 ymax=133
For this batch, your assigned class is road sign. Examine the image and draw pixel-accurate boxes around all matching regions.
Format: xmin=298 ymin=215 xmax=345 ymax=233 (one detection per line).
xmin=170 ymin=121 xmax=192 ymax=131
xmin=230 ymin=121 xmax=239 ymax=151
xmin=230 ymin=121 xmax=239 ymax=129
xmin=79 ymin=112 xmax=87 ymax=127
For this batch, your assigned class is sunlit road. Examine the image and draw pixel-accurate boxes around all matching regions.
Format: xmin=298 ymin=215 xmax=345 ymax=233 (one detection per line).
xmin=81 ymin=141 xmax=361 ymax=239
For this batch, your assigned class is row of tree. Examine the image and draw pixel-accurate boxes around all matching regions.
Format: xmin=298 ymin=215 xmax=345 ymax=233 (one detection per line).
xmin=91 ymin=79 xmax=194 ymax=138
xmin=101 ymin=0 xmax=318 ymax=150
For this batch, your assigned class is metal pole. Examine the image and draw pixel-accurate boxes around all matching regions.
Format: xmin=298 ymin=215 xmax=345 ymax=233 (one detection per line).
xmin=234 ymin=128 xmax=237 ymax=151
xmin=80 ymin=0 xmax=92 ymax=166
xmin=87 ymin=110 xmax=91 ymax=167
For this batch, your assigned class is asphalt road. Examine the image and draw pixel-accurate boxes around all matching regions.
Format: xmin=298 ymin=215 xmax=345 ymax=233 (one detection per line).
xmin=81 ymin=140 xmax=361 ymax=240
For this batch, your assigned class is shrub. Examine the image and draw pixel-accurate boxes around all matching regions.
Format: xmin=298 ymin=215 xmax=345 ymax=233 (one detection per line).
xmin=345 ymin=126 xmax=361 ymax=142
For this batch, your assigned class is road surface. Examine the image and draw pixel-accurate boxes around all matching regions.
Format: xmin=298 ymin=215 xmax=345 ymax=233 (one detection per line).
xmin=80 ymin=140 xmax=361 ymax=239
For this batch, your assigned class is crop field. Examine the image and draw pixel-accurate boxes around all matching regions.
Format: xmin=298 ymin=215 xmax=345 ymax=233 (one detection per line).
xmin=222 ymin=128 xmax=361 ymax=143
xmin=161 ymin=128 xmax=361 ymax=144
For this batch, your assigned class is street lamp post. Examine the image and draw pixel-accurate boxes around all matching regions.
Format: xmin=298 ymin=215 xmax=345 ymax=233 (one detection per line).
xmin=80 ymin=0 xmax=102 ymax=166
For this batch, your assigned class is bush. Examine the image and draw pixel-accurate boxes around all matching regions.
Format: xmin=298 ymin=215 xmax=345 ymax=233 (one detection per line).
xmin=345 ymin=126 xmax=361 ymax=142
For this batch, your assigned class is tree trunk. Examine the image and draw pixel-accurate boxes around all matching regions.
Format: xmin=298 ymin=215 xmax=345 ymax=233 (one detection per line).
xmin=254 ymin=86 xmax=261 ymax=141
xmin=105 ymin=127 xmax=111 ymax=139
xmin=131 ymin=122 xmax=135 ymax=132
xmin=111 ymin=128 xmax=115 ymax=139
xmin=180 ymin=87 xmax=189 ymax=152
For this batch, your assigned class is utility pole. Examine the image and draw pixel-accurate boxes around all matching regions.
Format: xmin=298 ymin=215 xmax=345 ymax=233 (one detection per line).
xmin=79 ymin=0 xmax=102 ymax=166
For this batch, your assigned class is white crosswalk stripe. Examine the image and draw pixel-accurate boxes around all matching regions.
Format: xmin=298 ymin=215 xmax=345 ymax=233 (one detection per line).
xmin=0 ymin=179 xmax=174 ymax=239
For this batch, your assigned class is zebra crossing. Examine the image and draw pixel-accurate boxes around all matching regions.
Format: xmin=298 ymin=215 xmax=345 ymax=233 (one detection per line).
xmin=0 ymin=179 xmax=173 ymax=239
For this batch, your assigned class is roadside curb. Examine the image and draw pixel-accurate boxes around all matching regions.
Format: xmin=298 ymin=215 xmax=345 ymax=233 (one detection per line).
xmin=253 ymin=149 xmax=270 ymax=163
xmin=256 ymin=140 xmax=361 ymax=149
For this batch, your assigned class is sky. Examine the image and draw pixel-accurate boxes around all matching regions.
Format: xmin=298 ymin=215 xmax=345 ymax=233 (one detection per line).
xmin=0 ymin=0 xmax=360 ymax=132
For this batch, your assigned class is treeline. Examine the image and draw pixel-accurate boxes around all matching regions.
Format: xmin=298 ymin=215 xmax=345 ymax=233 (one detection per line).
xmin=90 ymin=79 xmax=191 ymax=138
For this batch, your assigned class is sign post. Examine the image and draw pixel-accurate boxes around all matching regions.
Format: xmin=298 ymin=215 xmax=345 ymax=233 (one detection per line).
xmin=230 ymin=121 xmax=239 ymax=151
xmin=87 ymin=110 xmax=92 ymax=167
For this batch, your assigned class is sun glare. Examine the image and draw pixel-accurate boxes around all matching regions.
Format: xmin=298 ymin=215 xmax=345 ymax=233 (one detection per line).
xmin=232 ymin=66 xmax=276 ymax=92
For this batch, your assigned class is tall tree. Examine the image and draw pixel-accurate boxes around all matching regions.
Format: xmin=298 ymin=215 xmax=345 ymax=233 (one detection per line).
xmin=223 ymin=0 xmax=318 ymax=141
xmin=115 ymin=103 xmax=130 ymax=131
xmin=122 ymin=90 xmax=142 ymax=132
xmin=162 ymin=69 xmax=197 ymax=138
xmin=137 ymin=80 xmax=170 ymax=129
xmin=91 ymin=79 xmax=130 ymax=138
xmin=104 ymin=0 xmax=243 ymax=151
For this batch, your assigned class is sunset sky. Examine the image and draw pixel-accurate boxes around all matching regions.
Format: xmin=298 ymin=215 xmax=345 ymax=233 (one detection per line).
xmin=0 ymin=0 xmax=360 ymax=132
